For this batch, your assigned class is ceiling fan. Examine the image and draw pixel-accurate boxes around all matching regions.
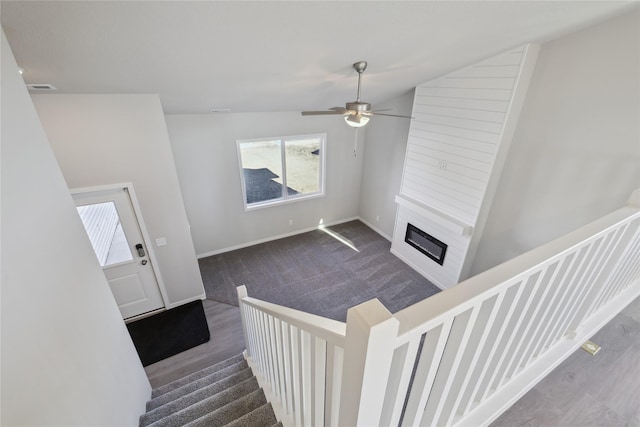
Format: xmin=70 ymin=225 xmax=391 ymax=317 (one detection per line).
xmin=302 ymin=61 xmax=413 ymax=127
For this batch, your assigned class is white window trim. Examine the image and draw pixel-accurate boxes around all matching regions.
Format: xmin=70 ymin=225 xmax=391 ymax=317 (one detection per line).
xmin=236 ymin=133 xmax=326 ymax=212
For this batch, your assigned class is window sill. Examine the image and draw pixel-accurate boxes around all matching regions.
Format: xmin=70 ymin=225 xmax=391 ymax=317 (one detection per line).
xmin=244 ymin=192 xmax=325 ymax=212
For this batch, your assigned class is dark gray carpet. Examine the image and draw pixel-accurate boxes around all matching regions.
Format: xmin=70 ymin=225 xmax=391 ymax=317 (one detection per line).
xmin=141 ymin=354 xmax=281 ymax=427
xmin=199 ymin=220 xmax=441 ymax=322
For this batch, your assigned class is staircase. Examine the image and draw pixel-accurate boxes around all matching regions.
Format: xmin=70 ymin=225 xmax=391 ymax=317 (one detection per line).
xmin=139 ymin=354 xmax=282 ymax=427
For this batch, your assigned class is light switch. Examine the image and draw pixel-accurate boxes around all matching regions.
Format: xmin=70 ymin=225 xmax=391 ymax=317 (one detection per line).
xmin=155 ymin=237 xmax=167 ymax=247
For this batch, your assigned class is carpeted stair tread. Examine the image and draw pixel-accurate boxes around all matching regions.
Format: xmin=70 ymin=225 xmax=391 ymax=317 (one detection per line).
xmin=224 ymin=402 xmax=278 ymax=427
xmin=146 ymin=362 xmax=250 ymax=411
xmin=143 ymin=369 xmax=255 ymax=418
xmin=152 ymin=353 xmax=245 ymax=398
xmin=141 ymin=353 xmax=280 ymax=427
xmin=141 ymin=375 xmax=258 ymax=426
xmin=145 ymin=377 xmax=261 ymax=427
xmin=182 ymin=388 xmax=268 ymax=427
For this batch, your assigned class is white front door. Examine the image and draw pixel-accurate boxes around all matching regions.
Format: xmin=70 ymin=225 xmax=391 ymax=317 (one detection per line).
xmin=73 ymin=187 xmax=165 ymax=319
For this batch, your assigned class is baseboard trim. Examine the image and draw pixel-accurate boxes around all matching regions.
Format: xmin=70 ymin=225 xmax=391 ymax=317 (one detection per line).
xmin=356 ymin=216 xmax=392 ymax=241
xmin=197 ymin=217 xmax=360 ymax=259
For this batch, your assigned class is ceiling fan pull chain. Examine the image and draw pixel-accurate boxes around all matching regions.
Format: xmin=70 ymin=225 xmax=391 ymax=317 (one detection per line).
xmin=353 ymin=128 xmax=358 ymax=157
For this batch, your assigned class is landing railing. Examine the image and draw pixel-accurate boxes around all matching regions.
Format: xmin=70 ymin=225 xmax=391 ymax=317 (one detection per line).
xmin=238 ymin=190 xmax=640 ymax=427
xmin=237 ymin=288 xmax=347 ymax=426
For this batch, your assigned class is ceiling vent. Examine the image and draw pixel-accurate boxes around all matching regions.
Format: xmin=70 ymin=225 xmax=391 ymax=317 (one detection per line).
xmin=26 ymin=83 xmax=57 ymax=91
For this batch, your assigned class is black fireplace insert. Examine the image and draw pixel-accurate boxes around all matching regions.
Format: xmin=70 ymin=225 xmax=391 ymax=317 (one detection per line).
xmin=405 ymin=223 xmax=447 ymax=265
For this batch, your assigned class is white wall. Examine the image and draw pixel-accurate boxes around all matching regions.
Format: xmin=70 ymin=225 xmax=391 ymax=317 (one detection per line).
xmin=165 ymin=112 xmax=364 ymax=256
xmin=1 ymin=30 xmax=150 ymax=426
xmin=31 ymin=94 xmax=205 ymax=307
xmin=471 ymin=9 xmax=640 ymax=275
xmin=358 ymin=90 xmax=414 ymax=239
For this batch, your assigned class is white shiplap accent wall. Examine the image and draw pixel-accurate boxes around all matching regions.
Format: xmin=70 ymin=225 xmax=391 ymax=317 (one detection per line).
xmin=392 ymin=44 xmax=539 ymax=289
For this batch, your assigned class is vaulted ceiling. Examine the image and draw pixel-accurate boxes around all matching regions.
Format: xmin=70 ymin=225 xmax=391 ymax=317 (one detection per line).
xmin=2 ymin=1 xmax=637 ymax=114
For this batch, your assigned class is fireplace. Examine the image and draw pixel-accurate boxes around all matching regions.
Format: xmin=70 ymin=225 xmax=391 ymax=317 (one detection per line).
xmin=404 ymin=223 xmax=447 ymax=265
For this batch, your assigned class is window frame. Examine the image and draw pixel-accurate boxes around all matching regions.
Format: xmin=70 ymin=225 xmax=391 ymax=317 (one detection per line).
xmin=236 ymin=133 xmax=327 ymax=211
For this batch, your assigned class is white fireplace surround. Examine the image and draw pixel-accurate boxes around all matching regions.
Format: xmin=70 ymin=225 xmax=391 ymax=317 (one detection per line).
xmin=392 ymin=197 xmax=472 ymax=289
xmin=392 ymin=44 xmax=540 ymax=289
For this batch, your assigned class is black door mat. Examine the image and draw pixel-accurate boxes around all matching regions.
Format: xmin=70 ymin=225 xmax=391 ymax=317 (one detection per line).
xmin=126 ymin=300 xmax=210 ymax=366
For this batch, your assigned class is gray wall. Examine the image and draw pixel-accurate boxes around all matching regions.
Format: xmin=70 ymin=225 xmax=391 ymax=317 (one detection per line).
xmin=165 ymin=112 xmax=364 ymax=256
xmin=32 ymin=94 xmax=206 ymax=307
xmin=358 ymin=90 xmax=415 ymax=239
xmin=471 ymin=9 xmax=640 ymax=275
xmin=1 ymin=30 xmax=150 ymax=426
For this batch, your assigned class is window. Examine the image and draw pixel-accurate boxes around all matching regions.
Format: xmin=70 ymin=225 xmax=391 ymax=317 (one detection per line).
xmin=76 ymin=201 xmax=133 ymax=267
xmin=237 ymin=134 xmax=326 ymax=210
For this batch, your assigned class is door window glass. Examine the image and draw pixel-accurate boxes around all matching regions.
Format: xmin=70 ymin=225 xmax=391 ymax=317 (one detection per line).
xmin=76 ymin=201 xmax=133 ymax=266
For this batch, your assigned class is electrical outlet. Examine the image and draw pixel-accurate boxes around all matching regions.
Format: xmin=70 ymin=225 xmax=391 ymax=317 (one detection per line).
xmin=155 ymin=237 xmax=167 ymax=247
xmin=581 ymin=340 xmax=601 ymax=355
xmin=288 ymin=219 xmax=293 ymax=226
xmin=376 ymin=215 xmax=380 ymax=222
xmin=438 ymin=160 xmax=448 ymax=171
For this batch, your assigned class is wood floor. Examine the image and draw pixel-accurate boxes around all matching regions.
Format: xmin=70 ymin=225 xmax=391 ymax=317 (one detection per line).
xmin=144 ymin=299 xmax=245 ymax=389
xmin=146 ymin=296 xmax=639 ymax=425
xmin=492 ymin=295 xmax=640 ymax=427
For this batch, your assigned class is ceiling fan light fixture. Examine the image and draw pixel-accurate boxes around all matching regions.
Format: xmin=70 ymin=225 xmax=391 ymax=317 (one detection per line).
xmin=345 ymin=114 xmax=369 ymax=128
xmin=301 ymin=60 xmax=412 ymax=127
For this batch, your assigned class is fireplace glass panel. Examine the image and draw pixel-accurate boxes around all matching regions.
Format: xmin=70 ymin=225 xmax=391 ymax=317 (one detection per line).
xmin=405 ymin=223 xmax=447 ymax=265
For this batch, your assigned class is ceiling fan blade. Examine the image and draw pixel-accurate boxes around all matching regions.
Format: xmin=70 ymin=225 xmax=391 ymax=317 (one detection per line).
xmin=329 ymin=107 xmax=348 ymax=114
xmin=301 ymin=110 xmax=345 ymax=116
xmin=370 ymin=112 xmax=414 ymax=119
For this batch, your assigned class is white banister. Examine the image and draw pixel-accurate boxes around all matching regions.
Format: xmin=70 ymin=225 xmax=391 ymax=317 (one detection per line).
xmin=236 ymin=286 xmax=251 ymax=353
xmin=578 ymin=219 xmax=640 ymax=325
xmin=241 ymin=295 xmax=346 ymax=344
xmin=337 ymin=299 xmax=399 ymax=427
xmin=390 ymin=201 xmax=640 ymax=426
xmin=236 ymin=193 xmax=640 ymax=427
xmin=237 ymin=286 xmax=347 ymax=426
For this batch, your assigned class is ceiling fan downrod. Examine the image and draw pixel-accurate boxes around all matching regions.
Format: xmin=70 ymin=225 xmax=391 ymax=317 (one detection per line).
xmin=346 ymin=61 xmax=371 ymax=113
xmin=353 ymin=61 xmax=367 ymax=102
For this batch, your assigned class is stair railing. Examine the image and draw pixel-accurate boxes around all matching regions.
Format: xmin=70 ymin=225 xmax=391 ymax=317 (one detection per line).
xmin=238 ymin=189 xmax=640 ymax=427
xmin=236 ymin=287 xmax=347 ymax=426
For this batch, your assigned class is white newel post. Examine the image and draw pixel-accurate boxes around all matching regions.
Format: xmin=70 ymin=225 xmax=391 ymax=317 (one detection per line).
xmin=337 ymin=299 xmax=399 ymax=427
xmin=236 ymin=285 xmax=251 ymax=357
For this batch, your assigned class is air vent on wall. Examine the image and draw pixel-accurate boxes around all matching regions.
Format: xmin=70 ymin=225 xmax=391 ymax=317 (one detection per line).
xmin=26 ymin=83 xmax=57 ymax=91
